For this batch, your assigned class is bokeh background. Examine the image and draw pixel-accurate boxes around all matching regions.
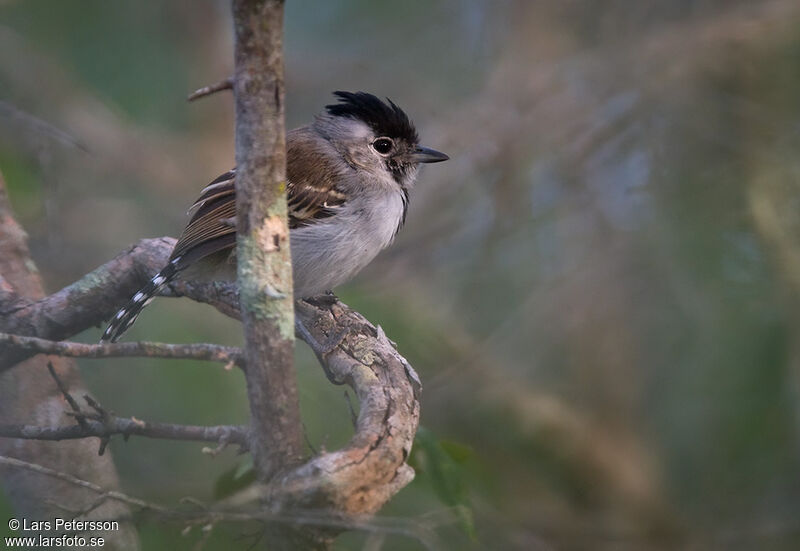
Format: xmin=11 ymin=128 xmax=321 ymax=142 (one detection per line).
xmin=3 ymin=1 xmax=800 ymax=549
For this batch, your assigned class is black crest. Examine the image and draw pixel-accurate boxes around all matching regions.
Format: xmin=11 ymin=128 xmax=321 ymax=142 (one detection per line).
xmin=326 ymin=91 xmax=418 ymax=144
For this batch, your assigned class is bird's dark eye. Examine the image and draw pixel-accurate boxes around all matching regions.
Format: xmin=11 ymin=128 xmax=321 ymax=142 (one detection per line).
xmin=372 ymin=137 xmax=394 ymax=155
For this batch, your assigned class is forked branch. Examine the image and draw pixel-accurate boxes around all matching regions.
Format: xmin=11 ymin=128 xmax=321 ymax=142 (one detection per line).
xmin=0 ymin=236 xmax=421 ymax=518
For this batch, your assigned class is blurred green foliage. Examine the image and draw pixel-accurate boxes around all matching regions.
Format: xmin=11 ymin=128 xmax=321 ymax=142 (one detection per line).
xmin=409 ymin=428 xmax=476 ymax=541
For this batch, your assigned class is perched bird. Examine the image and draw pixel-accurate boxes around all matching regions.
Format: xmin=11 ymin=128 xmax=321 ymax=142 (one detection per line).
xmin=101 ymin=91 xmax=448 ymax=343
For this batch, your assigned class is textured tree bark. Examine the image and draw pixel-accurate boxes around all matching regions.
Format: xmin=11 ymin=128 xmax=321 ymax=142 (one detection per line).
xmin=0 ymin=173 xmax=140 ymax=550
xmin=0 ymin=235 xmax=422 ymax=548
xmin=232 ymin=0 xmax=304 ymax=483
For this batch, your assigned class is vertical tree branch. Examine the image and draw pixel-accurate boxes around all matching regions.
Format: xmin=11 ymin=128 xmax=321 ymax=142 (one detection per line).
xmin=232 ymin=0 xmax=303 ymax=481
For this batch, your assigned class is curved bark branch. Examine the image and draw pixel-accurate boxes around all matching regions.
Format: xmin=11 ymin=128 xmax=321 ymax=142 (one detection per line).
xmin=0 ymin=236 xmax=421 ymax=521
xmin=271 ymin=299 xmax=421 ymax=515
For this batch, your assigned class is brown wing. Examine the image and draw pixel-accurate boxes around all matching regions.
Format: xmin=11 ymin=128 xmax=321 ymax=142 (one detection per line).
xmin=171 ymin=170 xmax=237 ymax=265
xmin=286 ymin=129 xmax=348 ymax=228
xmin=171 ymin=150 xmax=348 ymax=266
xmin=286 ymin=179 xmax=346 ymax=228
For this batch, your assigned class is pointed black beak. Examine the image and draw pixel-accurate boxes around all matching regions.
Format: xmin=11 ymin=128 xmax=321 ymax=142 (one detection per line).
xmin=412 ymin=146 xmax=449 ymax=164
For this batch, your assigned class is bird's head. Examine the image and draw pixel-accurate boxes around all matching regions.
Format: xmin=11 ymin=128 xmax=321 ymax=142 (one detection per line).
xmin=314 ymin=91 xmax=448 ymax=190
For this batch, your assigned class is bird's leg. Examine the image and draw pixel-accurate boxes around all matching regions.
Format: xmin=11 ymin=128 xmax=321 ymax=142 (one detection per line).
xmin=304 ymin=290 xmax=339 ymax=308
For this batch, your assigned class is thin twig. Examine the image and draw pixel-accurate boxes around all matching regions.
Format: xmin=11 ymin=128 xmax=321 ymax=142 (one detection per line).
xmin=0 ymin=100 xmax=88 ymax=152
xmin=46 ymin=361 xmax=89 ymax=429
xmin=301 ymin=422 xmax=317 ymax=456
xmin=0 ymin=332 xmax=244 ymax=369
xmin=0 ymin=454 xmax=168 ymax=513
xmin=0 ymin=418 xmax=248 ymax=449
xmin=83 ymin=395 xmax=113 ymax=454
xmin=187 ymin=77 xmax=234 ymax=102
xmin=201 ymin=432 xmax=233 ymax=457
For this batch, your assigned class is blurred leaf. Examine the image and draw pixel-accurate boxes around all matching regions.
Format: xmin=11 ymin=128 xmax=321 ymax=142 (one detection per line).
xmin=439 ymin=439 xmax=474 ymax=464
xmin=410 ymin=427 xmax=476 ymax=541
xmin=213 ymin=457 xmax=255 ymax=500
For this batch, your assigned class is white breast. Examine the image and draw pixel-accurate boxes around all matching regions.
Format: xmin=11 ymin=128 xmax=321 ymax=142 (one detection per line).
xmin=290 ymin=189 xmax=405 ymax=298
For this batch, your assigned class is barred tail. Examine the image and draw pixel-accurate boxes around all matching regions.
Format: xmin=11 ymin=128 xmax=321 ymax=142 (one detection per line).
xmin=100 ymin=258 xmax=182 ymax=343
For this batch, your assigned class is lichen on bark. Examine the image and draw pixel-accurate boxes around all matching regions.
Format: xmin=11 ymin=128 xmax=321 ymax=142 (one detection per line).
xmin=237 ymin=194 xmax=294 ymax=341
